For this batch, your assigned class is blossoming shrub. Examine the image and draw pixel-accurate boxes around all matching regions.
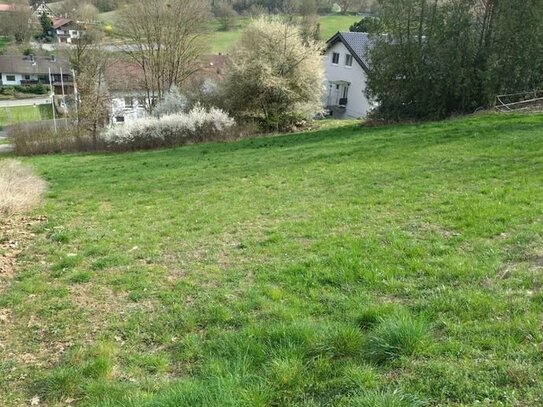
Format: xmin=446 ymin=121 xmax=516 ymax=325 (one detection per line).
xmin=101 ymin=105 xmax=236 ymax=151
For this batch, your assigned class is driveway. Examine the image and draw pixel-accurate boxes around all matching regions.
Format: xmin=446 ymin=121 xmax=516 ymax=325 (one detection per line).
xmin=0 ymin=97 xmax=52 ymax=108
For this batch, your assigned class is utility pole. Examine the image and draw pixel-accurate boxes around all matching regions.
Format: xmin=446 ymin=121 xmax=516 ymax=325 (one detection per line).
xmin=48 ymin=67 xmax=57 ymax=133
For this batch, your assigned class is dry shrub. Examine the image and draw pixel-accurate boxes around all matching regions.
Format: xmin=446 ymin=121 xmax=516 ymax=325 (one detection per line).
xmin=0 ymin=160 xmax=47 ymax=216
xmin=9 ymin=122 xmax=105 ymax=156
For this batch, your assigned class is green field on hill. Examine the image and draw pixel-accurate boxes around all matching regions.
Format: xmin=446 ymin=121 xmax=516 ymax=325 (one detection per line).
xmin=2 ymin=114 xmax=543 ymax=406
xmin=97 ymin=13 xmax=361 ymax=54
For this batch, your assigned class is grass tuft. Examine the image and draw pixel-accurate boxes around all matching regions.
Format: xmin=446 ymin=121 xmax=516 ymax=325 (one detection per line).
xmin=315 ymin=325 xmax=364 ymax=359
xmin=339 ymin=389 xmax=425 ymax=407
xmin=365 ymin=312 xmax=431 ymax=364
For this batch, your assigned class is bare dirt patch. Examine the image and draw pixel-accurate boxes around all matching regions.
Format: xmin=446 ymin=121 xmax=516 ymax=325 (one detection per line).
xmin=0 ymin=215 xmax=46 ymax=289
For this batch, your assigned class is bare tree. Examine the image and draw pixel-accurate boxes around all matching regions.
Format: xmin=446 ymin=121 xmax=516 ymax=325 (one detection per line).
xmin=214 ymin=1 xmax=238 ymax=31
xmin=0 ymin=1 xmax=33 ymax=43
xmin=337 ymin=0 xmax=353 ymax=14
xmin=117 ymin=0 xmax=210 ymax=112
xmin=69 ymin=28 xmax=110 ymax=143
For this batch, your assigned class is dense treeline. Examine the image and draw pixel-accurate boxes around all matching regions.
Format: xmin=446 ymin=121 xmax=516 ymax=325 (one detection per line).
xmin=37 ymin=0 xmax=375 ymax=15
xmin=367 ymin=0 xmax=543 ymax=120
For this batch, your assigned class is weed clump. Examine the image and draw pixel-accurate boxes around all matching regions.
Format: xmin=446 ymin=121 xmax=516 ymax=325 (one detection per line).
xmin=365 ymin=312 xmax=431 ymax=364
xmin=339 ymin=389 xmax=425 ymax=407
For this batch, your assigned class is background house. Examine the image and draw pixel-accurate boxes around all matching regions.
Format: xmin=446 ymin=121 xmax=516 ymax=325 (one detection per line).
xmin=0 ymin=3 xmax=31 ymax=13
xmin=104 ymin=55 xmax=230 ymax=125
xmin=33 ymin=0 xmax=56 ymax=19
xmin=0 ymin=54 xmax=73 ymax=94
xmin=51 ymin=17 xmax=82 ymax=43
xmin=324 ymin=32 xmax=374 ymax=119
xmin=104 ymin=60 xmax=151 ymax=125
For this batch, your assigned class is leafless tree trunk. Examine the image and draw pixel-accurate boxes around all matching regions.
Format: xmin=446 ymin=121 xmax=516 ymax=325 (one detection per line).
xmin=117 ymin=0 xmax=210 ymax=112
xmin=68 ymin=29 xmax=110 ymax=144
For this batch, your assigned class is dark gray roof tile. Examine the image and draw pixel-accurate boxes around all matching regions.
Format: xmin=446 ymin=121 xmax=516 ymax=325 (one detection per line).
xmin=326 ymin=32 xmax=375 ymax=72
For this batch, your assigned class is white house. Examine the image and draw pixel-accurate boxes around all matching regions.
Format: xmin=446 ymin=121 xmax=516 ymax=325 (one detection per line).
xmin=104 ymin=60 xmax=152 ymax=125
xmin=324 ymin=32 xmax=374 ymax=119
xmin=0 ymin=54 xmax=73 ymax=94
xmin=104 ymin=55 xmax=230 ymax=125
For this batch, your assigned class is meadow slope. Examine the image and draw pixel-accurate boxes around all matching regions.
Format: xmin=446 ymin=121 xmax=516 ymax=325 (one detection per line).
xmin=1 ymin=114 xmax=543 ymax=406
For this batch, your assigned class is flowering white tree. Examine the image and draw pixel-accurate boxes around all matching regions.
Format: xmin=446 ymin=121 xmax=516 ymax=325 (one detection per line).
xmin=101 ymin=105 xmax=235 ymax=150
xmin=223 ymin=17 xmax=325 ymax=130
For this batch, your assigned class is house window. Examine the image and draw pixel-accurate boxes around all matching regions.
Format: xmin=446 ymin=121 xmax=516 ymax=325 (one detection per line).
xmin=332 ymin=52 xmax=340 ymax=64
xmin=124 ymin=97 xmax=133 ymax=108
xmin=24 ymin=75 xmax=31 ymax=80
xmin=6 ymin=75 xmax=15 ymax=81
xmin=345 ymin=54 xmax=353 ymax=67
xmin=115 ymin=116 xmax=125 ymax=123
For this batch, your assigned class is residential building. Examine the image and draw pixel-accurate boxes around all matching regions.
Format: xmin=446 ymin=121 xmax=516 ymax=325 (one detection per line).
xmin=0 ymin=3 xmax=31 ymax=13
xmin=324 ymin=32 xmax=375 ymax=119
xmin=51 ymin=18 xmax=82 ymax=44
xmin=33 ymin=0 xmax=56 ymax=19
xmin=0 ymin=54 xmax=73 ymax=94
xmin=104 ymin=60 xmax=151 ymax=125
xmin=104 ymin=55 xmax=230 ymax=125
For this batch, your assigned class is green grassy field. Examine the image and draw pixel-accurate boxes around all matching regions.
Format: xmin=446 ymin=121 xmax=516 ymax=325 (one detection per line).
xmin=2 ymin=114 xmax=543 ymax=406
xmin=319 ymin=14 xmax=360 ymax=39
xmin=0 ymin=105 xmax=53 ymax=127
xmin=0 ymin=36 xmax=8 ymax=52
xmin=98 ymin=13 xmax=361 ymax=54
xmin=209 ymin=15 xmax=359 ymax=53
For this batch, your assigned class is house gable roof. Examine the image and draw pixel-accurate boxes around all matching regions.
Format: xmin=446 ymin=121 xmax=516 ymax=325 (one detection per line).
xmin=52 ymin=17 xmax=73 ymax=29
xmin=0 ymin=3 xmax=31 ymax=12
xmin=326 ymin=32 xmax=374 ymax=74
xmin=105 ymin=55 xmax=231 ymax=94
xmin=0 ymin=55 xmax=70 ymax=75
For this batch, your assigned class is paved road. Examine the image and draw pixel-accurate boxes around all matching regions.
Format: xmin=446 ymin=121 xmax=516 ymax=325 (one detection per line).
xmin=0 ymin=130 xmax=13 ymax=153
xmin=0 ymin=98 xmax=52 ymax=108
xmin=0 ymin=144 xmax=14 ymax=153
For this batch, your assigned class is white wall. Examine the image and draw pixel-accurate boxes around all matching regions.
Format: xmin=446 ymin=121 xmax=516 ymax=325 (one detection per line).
xmin=1 ymin=73 xmax=24 ymax=85
xmin=323 ymin=41 xmax=373 ymax=119
xmin=1 ymin=73 xmax=44 ymax=85
xmin=110 ymin=95 xmax=149 ymax=125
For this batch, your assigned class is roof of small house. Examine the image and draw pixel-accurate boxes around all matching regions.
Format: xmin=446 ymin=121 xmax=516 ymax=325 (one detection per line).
xmin=104 ymin=59 xmax=147 ymax=93
xmin=52 ymin=17 xmax=73 ymax=29
xmin=0 ymin=55 xmax=70 ymax=75
xmin=0 ymin=3 xmax=31 ymax=12
xmin=105 ymin=55 xmax=231 ymax=94
xmin=326 ymin=32 xmax=374 ymax=73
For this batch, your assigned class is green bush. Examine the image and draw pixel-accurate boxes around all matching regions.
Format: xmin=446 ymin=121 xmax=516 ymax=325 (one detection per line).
xmin=1 ymin=84 xmax=49 ymax=95
xmin=14 ymin=83 xmax=49 ymax=94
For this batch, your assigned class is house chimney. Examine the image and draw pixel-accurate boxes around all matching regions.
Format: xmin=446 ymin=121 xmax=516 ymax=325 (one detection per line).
xmin=51 ymin=55 xmax=56 ymax=62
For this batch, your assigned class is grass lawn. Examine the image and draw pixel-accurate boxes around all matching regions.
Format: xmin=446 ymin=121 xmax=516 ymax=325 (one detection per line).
xmin=207 ymin=14 xmax=360 ymax=54
xmin=0 ymin=105 xmax=53 ymax=127
xmin=100 ymin=13 xmax=362 ymax=54
xmin=319 ymin=14 xmax=360 ymax=39
xmin=2 ymin=113 xmax=543 ymax=406
xmin=0 ymin=36 xmax=8 ymax=53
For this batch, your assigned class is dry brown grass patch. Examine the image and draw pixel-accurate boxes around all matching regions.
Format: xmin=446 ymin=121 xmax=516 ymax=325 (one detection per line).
xmin=0 ymin=159 xmax=46 ymax=216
